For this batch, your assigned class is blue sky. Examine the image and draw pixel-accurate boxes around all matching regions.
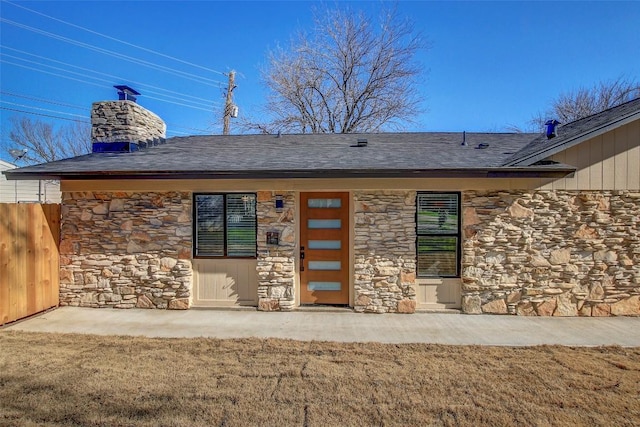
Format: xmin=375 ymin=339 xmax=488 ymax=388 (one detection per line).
xmin=1 ymin=0 xmax=639 ymax=163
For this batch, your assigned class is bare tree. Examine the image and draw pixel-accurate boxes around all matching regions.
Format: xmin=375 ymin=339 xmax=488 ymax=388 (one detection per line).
xmin=529 ymin=76 xmax=640 ymax=131
xmin=5 ymin=117 xmax=91 ymax=164
xmin=242 ymin=4 xmax=427 ymax=134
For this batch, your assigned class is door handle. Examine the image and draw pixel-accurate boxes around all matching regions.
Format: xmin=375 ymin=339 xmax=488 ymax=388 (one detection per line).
xmin=300 ymin=246 xmax=305 ymax=271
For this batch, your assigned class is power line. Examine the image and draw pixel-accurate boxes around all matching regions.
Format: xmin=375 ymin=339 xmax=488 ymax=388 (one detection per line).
xmin=1 ymin=107 xmax=212 ymax=136
xmin=0 ymin=107 xmax=90 ymax=123
xmin=1 ymin=52 xmax=215 ymax=109
xmin=1 ymin=18 xmax=227 ymax=87
xmin=3 ymin=0 xmax=228 ymax=76
xmin=1 ymin=59 xmax=215 ymax=112
xmin=165 ymin=122 xmax=212 ymax=133
xmin=0 ymin=101 xmax=88 ymax=118
xmin=0 ymin=91 xmax=88 ymax=110
xmin=1 ymin=46 xmax=223 ymax=106
xmin=0 ymin=91 xmax=212 ymax=136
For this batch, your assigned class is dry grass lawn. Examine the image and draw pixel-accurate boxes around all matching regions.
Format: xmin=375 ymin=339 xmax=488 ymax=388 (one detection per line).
xmin=0 ymin=332 xmax=639 ymax=426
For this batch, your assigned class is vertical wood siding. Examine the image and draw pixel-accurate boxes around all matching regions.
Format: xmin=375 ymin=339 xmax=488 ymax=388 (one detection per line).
xmin=416 ymin=278 xmax=461 ymax=310
xmin=0 ymin=203 xmax=60 ymax=324
xmin=541 ymin=120 xmax=640 ymax=190
xmin=192 ymin=259 xmax=258 ymax=307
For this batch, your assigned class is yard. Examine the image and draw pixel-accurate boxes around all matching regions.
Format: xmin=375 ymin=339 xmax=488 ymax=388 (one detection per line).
xmin=1 ymin=332 xmax=639 ymax=426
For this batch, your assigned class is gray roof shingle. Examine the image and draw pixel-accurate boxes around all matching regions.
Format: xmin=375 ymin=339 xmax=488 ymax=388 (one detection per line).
xmin=4 ymin=132 xmax=575 ymax=180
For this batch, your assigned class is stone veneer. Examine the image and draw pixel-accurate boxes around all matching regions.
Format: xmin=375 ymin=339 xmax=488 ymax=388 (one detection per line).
xmin=462 ymin=190 xmax=640 ymax=316
xmin=353 ymin=191 xmax=417 ymax=313
xmin=91 ymin=100 xmax=166 ymax=145
xmin=256 ymin=191 xmax=296 ymax=311
xmin=59 ymin=191 xmax=192 ymax=309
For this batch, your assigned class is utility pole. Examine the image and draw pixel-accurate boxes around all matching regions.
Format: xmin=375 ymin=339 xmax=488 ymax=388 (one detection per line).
xmin=223 ymin=70 xmax=236 ymax=135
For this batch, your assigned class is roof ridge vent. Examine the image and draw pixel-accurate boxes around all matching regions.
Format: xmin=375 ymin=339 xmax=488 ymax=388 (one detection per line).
xmin=354 ymin=138 xmax=368 ymax=147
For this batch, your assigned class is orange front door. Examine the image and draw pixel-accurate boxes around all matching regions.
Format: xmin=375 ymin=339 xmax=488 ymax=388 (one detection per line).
xmin=300 ymin=192 xmax=350 ymax=305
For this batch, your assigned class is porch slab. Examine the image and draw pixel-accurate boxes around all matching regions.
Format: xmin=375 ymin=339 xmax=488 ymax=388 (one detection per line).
xmin=3 ymin=307 xmax=640 ymax=347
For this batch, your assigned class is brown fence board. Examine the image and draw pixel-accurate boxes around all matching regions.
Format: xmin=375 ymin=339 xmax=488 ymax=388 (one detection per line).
xmin=0 ymin=203 xmax=60 ymax=325
xmin=0 ymin=204 xmax=10 ymax=324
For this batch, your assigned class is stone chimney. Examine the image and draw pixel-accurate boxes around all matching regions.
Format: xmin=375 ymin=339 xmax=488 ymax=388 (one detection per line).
xmin=91 ymin=86 xmax=166 ymax=153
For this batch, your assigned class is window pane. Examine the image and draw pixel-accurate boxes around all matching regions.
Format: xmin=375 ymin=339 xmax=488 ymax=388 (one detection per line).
xmin=417 ymin=236 xmax=458 ymax=277
xmin=195 ymin=194 xmax=224 ymax=256
xmin=308 ymin=240 xmax=341 ymax=249
xmin=308 ymin=261 xmax=341 ymax=270
xmin=308 ymin=281 xmax=342 ymax=291
xmin=308 ymin=219 xmax=341 ymax=229
xmin=226 ymin=194 xmax=256 ymax=257
xmin=417 ymin=193 xmax=459 ymax=234
xmin=308 ymin=198 xmax=342 ymax=208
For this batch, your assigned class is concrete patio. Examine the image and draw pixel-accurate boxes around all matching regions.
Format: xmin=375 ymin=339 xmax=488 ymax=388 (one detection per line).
xmin=3 ymin=306 xmax=640 ymax=347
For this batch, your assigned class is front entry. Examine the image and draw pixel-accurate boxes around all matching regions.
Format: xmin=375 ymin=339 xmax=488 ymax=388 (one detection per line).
xmin=300 ymin=192 xmax=350 ymax=305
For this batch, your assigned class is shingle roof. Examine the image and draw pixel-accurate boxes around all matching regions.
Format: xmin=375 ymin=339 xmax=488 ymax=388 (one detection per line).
xmin=504 ymin=97 xmax=640 ymax=166
xmin=3 ymin=132 xmax=574 ymax=180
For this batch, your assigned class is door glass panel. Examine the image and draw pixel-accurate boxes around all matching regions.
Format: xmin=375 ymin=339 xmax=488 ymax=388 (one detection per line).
xmin=308 ymin=261 xmax=341 ymax=270
xmin=308 ymin=198 xmax=342 ymax=208
xmin=308 ymin=219 xmax=341 ymax=229
xmin=308 ymin=240 xmax=341 ymax=249
xmin=308 ymin=281 xmax=342 ymax=291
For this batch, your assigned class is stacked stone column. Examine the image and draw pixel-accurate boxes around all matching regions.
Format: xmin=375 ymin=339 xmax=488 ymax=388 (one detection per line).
xmin=353 ymin=191 xmax=417 ymax=313
xmin=256 ymin=191 xmax=296 ymax=311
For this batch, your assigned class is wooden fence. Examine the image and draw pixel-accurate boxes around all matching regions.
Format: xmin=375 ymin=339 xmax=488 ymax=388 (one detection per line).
xmin=1 ymin=203 xmax=60 ymax=325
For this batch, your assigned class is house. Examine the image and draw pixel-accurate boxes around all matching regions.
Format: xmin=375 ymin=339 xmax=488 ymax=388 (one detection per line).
xmin=4 ymin=97 xmax=639 ymax=316
xmin=0 ymin=159 xmax=60 ymax=203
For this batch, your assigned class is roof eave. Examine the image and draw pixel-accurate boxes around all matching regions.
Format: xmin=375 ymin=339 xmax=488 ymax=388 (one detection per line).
xmin=3 ymin=167 xmax=576 ymax=181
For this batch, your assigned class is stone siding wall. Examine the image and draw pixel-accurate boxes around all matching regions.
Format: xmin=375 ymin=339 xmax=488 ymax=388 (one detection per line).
xmin=256 ymin=191 xmax=296 ymax=311
xmin=59 ymin=191 xmax=192 ymax=309
xmin=91 ymin=101 xmax=166 ymax=145
xmin=353 ymin=191 xmax=417 ymax=313
xmin=462 ymin=190 xmax=640 ymax=316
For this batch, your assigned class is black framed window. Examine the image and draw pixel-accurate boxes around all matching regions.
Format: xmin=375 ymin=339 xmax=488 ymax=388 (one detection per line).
xmin=416 ymin=192 xmax=461 ymax=277
xmin=194 ymin=193 xmax=257 ymax=257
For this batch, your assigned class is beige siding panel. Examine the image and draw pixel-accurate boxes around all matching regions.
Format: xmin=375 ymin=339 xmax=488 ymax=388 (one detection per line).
xmin=563 ymin=145 xmax=579 ymax=190
xmin=62 ymin=177 xmax=562 ymax=193
xmin=602 ymin=129 xmax=616 ymax=189
xmin=614 ymin=124 xmax=629 ymax=189
xmin=576 ymin=138 xmax=591 ymax=188
xmin=416 ymin=278 xmax=461 ymax=310
xmin=193 ymin=259 xmax=258 ymax=307
xmin=545 ymin=120 xmax=640 ymax=190
xmin=628 ymin=120 xmax=640 ymax=189
xmin=589 ymin=135 xmax=603 ymax=190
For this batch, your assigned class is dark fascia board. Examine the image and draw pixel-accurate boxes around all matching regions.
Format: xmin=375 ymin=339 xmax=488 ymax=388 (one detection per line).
xmin=506 ymin=109 xmax=640 ymax=167
xmin=4 ymin=166 xmax=575 ymax=181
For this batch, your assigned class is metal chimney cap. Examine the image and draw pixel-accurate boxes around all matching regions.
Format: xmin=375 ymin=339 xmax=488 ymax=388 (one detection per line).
xmin=114 ymin=85 xmax=141 ymax=102
xmin=114 ymin=85 xmax=141 ymax=96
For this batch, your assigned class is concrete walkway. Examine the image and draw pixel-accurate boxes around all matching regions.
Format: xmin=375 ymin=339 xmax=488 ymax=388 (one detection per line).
xmin=3 ymin=306 xmax=640 ymax=347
